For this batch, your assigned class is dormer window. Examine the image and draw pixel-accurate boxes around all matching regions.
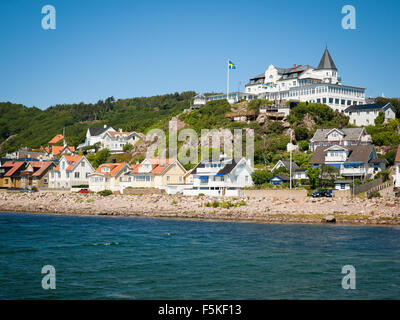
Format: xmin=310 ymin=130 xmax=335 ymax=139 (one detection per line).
xmin=102 ymin=167 xmax=110 ymax=173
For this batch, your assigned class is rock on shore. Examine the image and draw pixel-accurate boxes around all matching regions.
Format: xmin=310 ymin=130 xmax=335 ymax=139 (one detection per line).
xmin=0 ymin=191 xmax=399 ymax=225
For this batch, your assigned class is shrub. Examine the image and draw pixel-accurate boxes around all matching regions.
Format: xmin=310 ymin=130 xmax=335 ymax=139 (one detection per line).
xmin=31 ymin=186 xmax=38 ymax=192
xmin=368 ymin=191 xmax=381 ymax=199
xmin=98 ymin=190 xmax=113 ymax=196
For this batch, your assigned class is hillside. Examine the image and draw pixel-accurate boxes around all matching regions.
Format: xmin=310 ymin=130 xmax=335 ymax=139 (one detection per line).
xmin=1 ymin=94 xmax=399 ymax=169
xmin=0 ymin=92 xmax=195 ymax=155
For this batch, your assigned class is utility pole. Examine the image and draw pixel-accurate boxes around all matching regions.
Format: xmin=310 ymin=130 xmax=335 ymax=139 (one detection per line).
xmin=290 ymin=129 xmax=293 ymax=189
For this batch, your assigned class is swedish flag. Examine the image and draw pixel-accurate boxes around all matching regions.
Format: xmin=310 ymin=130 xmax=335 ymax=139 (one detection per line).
xmin=228 ymin=60 xmax=237 ymax=69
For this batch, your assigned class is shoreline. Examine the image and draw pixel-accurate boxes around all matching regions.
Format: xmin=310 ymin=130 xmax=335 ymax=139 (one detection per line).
xmin=1 ymin=191 xmax=399 ymax=226
xmin=2 ymin=210 xmax=400 ymax=228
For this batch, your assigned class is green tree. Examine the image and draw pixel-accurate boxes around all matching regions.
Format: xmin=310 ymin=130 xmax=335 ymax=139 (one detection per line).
xmin=252 ymin=170 xmax=273 ymax=185
xmin=374 ymin=111 xmax=385 ymax=126
xmin=92 ymin=148 xmax=110 ymax=168
xmin=306 ymin=167 xmax=320 ymax=189
xmin=123 ymin=143 xmax=134 ymax=152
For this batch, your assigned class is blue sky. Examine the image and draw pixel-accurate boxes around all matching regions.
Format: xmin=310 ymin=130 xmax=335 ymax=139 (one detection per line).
xmin=0 ymin=0 xmax=399 ymax=109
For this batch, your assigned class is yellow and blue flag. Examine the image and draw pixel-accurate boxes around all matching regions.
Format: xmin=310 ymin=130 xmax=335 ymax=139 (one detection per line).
xmin=228 ymin=60 xmax=237 ymax=69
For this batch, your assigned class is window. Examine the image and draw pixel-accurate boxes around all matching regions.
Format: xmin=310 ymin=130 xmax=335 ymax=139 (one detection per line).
xmin=81 ymin=161 xmax=85 ymax=167
xmin=75 ymin=172 xmax=80 ymax=179
xmin=329 ymin=98 xmax=333 ymax=104
xmin=61 ymin=162 xmax=65 ymax=169
xmin=335 ymin=99 xmax=339 ymax=104
xmin=323 ymin=98 xmax=326 ymax=104
xmin=341 ymin=100 xmax=345 ymax=105
xmin=179 ymin=176 xmax=183 ymax=182
xmin=44 ymin=178 xmax=48 ymax=183
xmin=167 ymin=176 xmax=170 ymax=182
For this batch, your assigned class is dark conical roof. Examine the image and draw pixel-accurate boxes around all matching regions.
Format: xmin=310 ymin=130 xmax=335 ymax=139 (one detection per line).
xmin=317 ymin=47 xmax=337 ymax=70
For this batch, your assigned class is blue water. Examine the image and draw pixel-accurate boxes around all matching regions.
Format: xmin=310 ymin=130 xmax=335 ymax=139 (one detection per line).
xmin=0 ymin=212 xmax=399 ymax=299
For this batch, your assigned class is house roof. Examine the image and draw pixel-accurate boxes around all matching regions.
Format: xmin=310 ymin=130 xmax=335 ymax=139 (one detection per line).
xmin=277 ymin=160 xmax=303 ymax=172
xmin=88 ymin=126 xmax=111 ymax=136
xmin=395 ymin=145 xmax=400 ymax=163
xmin=94 ymin=163 xmax=128 ymax=176
xmin=48 ymin=134 xmax=64 ymax=144
xmin=191 ymin=158 xmax=244 ymax=175
xmin=270 ymin=174 xmax=290 ymax=181
xmin=54 ymin=155 xmax=83 ymax=172
xmin=107 ymin=131 xmax=138 ymax=137
xmin=31 ymin=161 xmax=54 ymax=177
xmin=17 ymin=151 xmax=46 ymax=159
xmin=334 ymin=180 xmax=353 ymax=184
xmin=51 ymin=145 xmax=75 ymax=156
xmin=129 ymin=158 xmax=176 ymax=175
xmin=311 ymin=128 xmax=364 ymax=142
xmin=317 ymin=47 xmax=337 ymax=70
xmin=310 ymin=145 xmax=374 ymax=165
xmin=344 ymin=103 xmax=393 ymax=113
xmin=3 ymin=161 xmax=26 ymax=177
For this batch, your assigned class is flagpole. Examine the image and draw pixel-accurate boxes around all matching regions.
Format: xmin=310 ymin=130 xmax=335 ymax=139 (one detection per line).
xmin=227 ymin=59 xmax=230 ymax=103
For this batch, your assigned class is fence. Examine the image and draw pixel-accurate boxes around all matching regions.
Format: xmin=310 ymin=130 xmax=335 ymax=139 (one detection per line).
xmin=352 ymin=177 xmax=391 ymax=195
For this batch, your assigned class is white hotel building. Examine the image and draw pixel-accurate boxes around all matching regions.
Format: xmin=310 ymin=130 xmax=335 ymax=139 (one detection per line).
xmin=245 ymin=48 xmax=366 ymax=112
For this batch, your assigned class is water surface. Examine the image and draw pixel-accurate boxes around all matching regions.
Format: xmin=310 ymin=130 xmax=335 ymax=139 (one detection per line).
xmin=0 ymin=212 xmax=399 ymax=299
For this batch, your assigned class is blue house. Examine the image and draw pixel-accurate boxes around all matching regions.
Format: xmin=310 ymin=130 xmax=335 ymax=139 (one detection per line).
xmin=269 ymin=175 xmax=290 ymax=185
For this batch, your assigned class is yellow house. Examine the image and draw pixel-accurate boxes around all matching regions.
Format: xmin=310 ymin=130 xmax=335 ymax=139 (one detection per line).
xmin=121 ymin=158 xmax=187 ymax=189
xmin=0 ymin=161 xmax=26 ymax=188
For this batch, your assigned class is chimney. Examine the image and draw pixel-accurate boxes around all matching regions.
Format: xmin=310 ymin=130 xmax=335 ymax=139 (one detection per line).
xmin=104 ymin=124 xmax=107 ymax=128
xmin=293 ymin=64 xmax=296 ymax=69
xmin=119 ymin=128 xmax=122 ymax=132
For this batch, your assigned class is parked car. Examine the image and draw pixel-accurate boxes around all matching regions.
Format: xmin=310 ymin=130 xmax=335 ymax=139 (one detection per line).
xmin=312 ymin=189 xmax=333 ymax=198
xmin=78 ymin=188 xmax=93 ymax=194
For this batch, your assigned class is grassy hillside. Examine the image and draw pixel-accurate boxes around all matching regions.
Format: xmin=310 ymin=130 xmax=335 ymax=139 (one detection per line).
xmin=0 ymin=92 xmax=195 ymax=155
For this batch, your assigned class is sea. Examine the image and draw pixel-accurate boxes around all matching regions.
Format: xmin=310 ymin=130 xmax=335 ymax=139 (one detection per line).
xmin=0 ymin=212 xmax=399 ymax=299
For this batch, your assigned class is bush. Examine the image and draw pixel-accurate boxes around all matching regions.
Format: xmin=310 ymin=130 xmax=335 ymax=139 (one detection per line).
xmin=98 ymin=190 xmax=113 ymax=196
xmin=252 ymin=170 xmax=273 ymax=185
xmin=31 ymin=186 xmax=38 ymax=192
xmin=374 ymin=170 xmax=389 ymax=182
xmin=123 ymin=143 xmax=134 ymax=152
xmin=368 ymin=191 xmax=381 ymax=199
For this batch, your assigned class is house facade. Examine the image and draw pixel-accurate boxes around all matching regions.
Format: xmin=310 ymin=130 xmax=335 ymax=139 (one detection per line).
xmin=344 ymin=103 xmax=396 ymax=126
xmin=183 ymin=157 xmax=253 ymax=197
xmin=120 ymin=158 xmax=187 ymax=190
xmin=0 ymin=161 xmax=27 ymax=188
xmin=393 ymin=145 xmax=400 ymax=188
xmin=272 ymin=160 xmax=307 ymax=180
xmin=102 ymin=130 xmax=142 ymax=153
xmin=77 ymin=125 xmax=116 ymax=150
xmin=88 ymin=162 xmax=131 ymax=193
xmin=310 ymin=144 xmax=385 ymax=179
xmin=310 ymin=128 xmax=372 ymax=152
xmin=49 ymin=155 xmax=94 ymax=189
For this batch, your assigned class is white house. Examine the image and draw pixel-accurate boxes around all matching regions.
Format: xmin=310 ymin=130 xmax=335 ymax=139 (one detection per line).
xmin=49 ymin=155 xmax=94 ymax=189
xmin=193 ymin=94 xmax=207 ymax=108
xmin=393 ymin=146 xmax=400 ymax=188
xmin=245 ymin=47 xmax=366 ymax=111
xmin=310 ymin=144 xmax=386 ymax=179
xmin=88 ymin=162 xmax=131 ymax=193
xmin=183 ymin=156 xmax=253 ymax=197
xmin=334 ymin=180 xmax=352 ymax=190
xmin=78 ymin=125 xmax=116 ymax=150
xmin=101 ymin=130 xmax=142 ymax=153
xmin=344 ymin=103 xmax=396 ymax=126
xmin=272 ymin=160 xmax=307 ymax=180
xmin=310 ymin=128 xmax=372 ymax=151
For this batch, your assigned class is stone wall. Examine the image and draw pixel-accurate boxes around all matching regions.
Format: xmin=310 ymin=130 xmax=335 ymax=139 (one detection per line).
xmin=123 ymin=188 xmax=165 ymax=195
